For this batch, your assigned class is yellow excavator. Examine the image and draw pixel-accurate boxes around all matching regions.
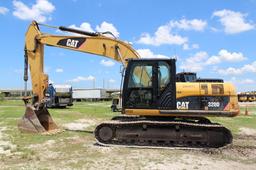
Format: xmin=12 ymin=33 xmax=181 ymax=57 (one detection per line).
xmin=18 ymin=21 xmax=239 ymax=148
xmin=238 ymin=92 xmax=256 ymax=102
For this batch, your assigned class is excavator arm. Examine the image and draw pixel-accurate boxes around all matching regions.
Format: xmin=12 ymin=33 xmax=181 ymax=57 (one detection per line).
xmin=24 ymin=21 xmax=140 ymax=103
xmin=19 ymin=21 xmax=140 ymax=133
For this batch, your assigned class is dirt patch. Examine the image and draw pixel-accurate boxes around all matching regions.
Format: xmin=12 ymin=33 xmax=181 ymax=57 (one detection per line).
xmin=239 ymin=127 xmax=256 ymax=136
xmin=143 ymin=153 xmax=255 ymax=170
xmin=63 ymin=119 xmax=98 ymax=131
xmin=0 ymin=125 xmax=16 ymax=156
xmin=239 ymin=102 xmax=256 ymax=107
xmin=67 ymin=136 xmax=88 ymax=145
xmin=25 ymin=139 xmax=63 ymax=163
xmin=1 ymin=117 xmax=256 ymax=169
xmin=27 ymin=139 xmax=56 ymax=149
xmin=63 ymin=122 xmax=91 ymax=131
xmin=2 ymin=132 xmax=256 ymax=170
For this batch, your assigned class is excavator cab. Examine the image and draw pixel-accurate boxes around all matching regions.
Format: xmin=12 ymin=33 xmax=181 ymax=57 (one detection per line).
xmin=121 ymin=58 xmax=239 ymax=117
xmin=122 ymin=58 xmax=176 ymax=110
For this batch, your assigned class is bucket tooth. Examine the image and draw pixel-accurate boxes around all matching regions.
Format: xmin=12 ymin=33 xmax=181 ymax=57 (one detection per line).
xmin=18 ymin=105 xmax=58 ymax=133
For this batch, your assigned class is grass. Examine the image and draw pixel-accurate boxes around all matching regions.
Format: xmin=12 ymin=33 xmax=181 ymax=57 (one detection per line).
xmin=0 ymin=100 xmax=118 ymax=169
xmin=0 ymin=99 xmax=24 ymax=106
xmin=0 ymin=100 xmax=118 ymax=146
xmin=0 ymin=100 xmax=255 ymax=147
xmin=49 ymin=101 xmax=118 ymax=123
xmin=210 ymin=106 xmax=256 ymax=134
xmin=0 ymin=100 xmax=256 ymax=169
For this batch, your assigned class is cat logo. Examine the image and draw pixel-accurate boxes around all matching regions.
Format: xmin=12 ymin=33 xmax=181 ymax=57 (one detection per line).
xmin=66 ymin=39 xmax=79 ymax=48
xmin=57 ymin=38 xmax=86 ymax=48
xmin=177 ymin=101 xmax=189 ymax=110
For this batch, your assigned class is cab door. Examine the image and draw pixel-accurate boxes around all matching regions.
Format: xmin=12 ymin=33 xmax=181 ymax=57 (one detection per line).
xmin=123 ymin=60 xmax=157 ymax=109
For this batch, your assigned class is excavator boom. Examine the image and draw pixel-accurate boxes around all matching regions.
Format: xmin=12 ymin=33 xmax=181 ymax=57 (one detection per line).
xmin=25 ymin=21 xmax=140 ymax=102
xmin=19 ymin=21 xmax=140 ymax=133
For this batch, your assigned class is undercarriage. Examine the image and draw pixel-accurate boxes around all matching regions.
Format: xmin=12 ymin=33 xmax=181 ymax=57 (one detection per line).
xmin=95 ymin=116 xmax=232 ymax=148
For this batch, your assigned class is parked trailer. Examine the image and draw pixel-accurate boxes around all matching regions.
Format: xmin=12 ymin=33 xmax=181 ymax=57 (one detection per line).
xmin=73 ymin=89 xmax=109 ymax=101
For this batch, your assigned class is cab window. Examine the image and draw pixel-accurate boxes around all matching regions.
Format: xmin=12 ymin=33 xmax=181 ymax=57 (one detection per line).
xmin=128 ymin=65 xmax=153 ymax=88
xmin=158 ymin=62 xmax=170 ymax=89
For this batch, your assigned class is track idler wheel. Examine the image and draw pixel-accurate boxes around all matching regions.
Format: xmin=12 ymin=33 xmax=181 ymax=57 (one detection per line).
xmin=95 ymin=124 xmax=115 ymax=143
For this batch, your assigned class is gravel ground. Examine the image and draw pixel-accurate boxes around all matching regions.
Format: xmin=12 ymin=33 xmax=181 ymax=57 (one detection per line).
xmin=0 ymin=120 xmax=255 ymax=170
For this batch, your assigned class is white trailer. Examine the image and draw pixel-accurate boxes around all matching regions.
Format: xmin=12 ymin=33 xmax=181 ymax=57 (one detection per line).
xmin=73 ymin=88 xmax=109 ymax=101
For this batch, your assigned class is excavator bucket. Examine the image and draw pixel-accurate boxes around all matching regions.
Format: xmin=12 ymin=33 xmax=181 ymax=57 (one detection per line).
xmin=18 ymin=105 xmax=58 ymax=133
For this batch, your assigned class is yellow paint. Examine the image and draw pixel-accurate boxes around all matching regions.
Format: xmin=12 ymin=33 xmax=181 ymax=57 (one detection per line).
xmin=124 ymin=108 xmax=239 ymax=117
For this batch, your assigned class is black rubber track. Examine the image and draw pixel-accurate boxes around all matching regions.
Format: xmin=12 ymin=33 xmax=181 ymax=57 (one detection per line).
xmin=95 ymin=118 xmax=232 ymax=148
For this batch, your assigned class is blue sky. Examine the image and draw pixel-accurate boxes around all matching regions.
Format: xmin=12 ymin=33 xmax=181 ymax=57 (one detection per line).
xmin=0 ymin=0 xmax=256 ymax=92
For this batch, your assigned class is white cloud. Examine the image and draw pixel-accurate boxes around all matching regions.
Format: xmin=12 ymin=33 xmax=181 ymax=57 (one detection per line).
xmin=241 ymin=79 xmax=255 ymax=84
xmin=100 ymin=59 xmax=115 ymax=67
xmin=188 ymin=51 xmax=208 ymax=62
xmin=206 ymin=49 xmax=246 ymax=65
xmin=169 ymin=19 xmax=207 ymax=31
xmin=213 ymin=9 xmax=254 ymax=34
xmin=180 ymin=49 xmax=248 ymax=73
xmin=210 ymin=27 xmax=220 ymax=32
xmin=137 ymin=49 xmax=170 ymax=59
xmin=192 ymin=44 xmax=199 ymax=49
xmin=226 ymin=77 xmax=255 ymax=87
xmin=96 ymin=21 xmax=119 ymax=38
xmin=183 ymin=43 xmax=199 ymax=50
xmin=180 ymin=51 xmax=208 ymax=72
xmin=55 ymin=68 xmax=63 ymax=73
xmin=206 ymin=56 xmax=220 ymax=65
xmin=0 ymin=7 xmax=9 ymax=15
xmin=228 ymin=77 xmax=255 ymax=85
xmin=12 ymin=0 xmax=55 ymax=23
xmin=68 ymin=75 xmax=95 ymax=83
xmin=217 ymin=61 xmax=256 ymax=76
xmin=217 ymin=67 xmax=243 ymax=76
xmin=137 ymin=18 xmax=207 ymax=46
xmin=65 ymin=21 xmax=119 ymax=38
xmin=137 ymin=25 xmax=188 ymax=46
xmin=69 ymin=22 xmax=94 ymax=32
xmin=49 ymin=79 xmax=54 ymax=84
xmin=182 ymin=44 xmax=190 ymax=50
xmin=108 ymin=79 xmax=116 ymax=83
